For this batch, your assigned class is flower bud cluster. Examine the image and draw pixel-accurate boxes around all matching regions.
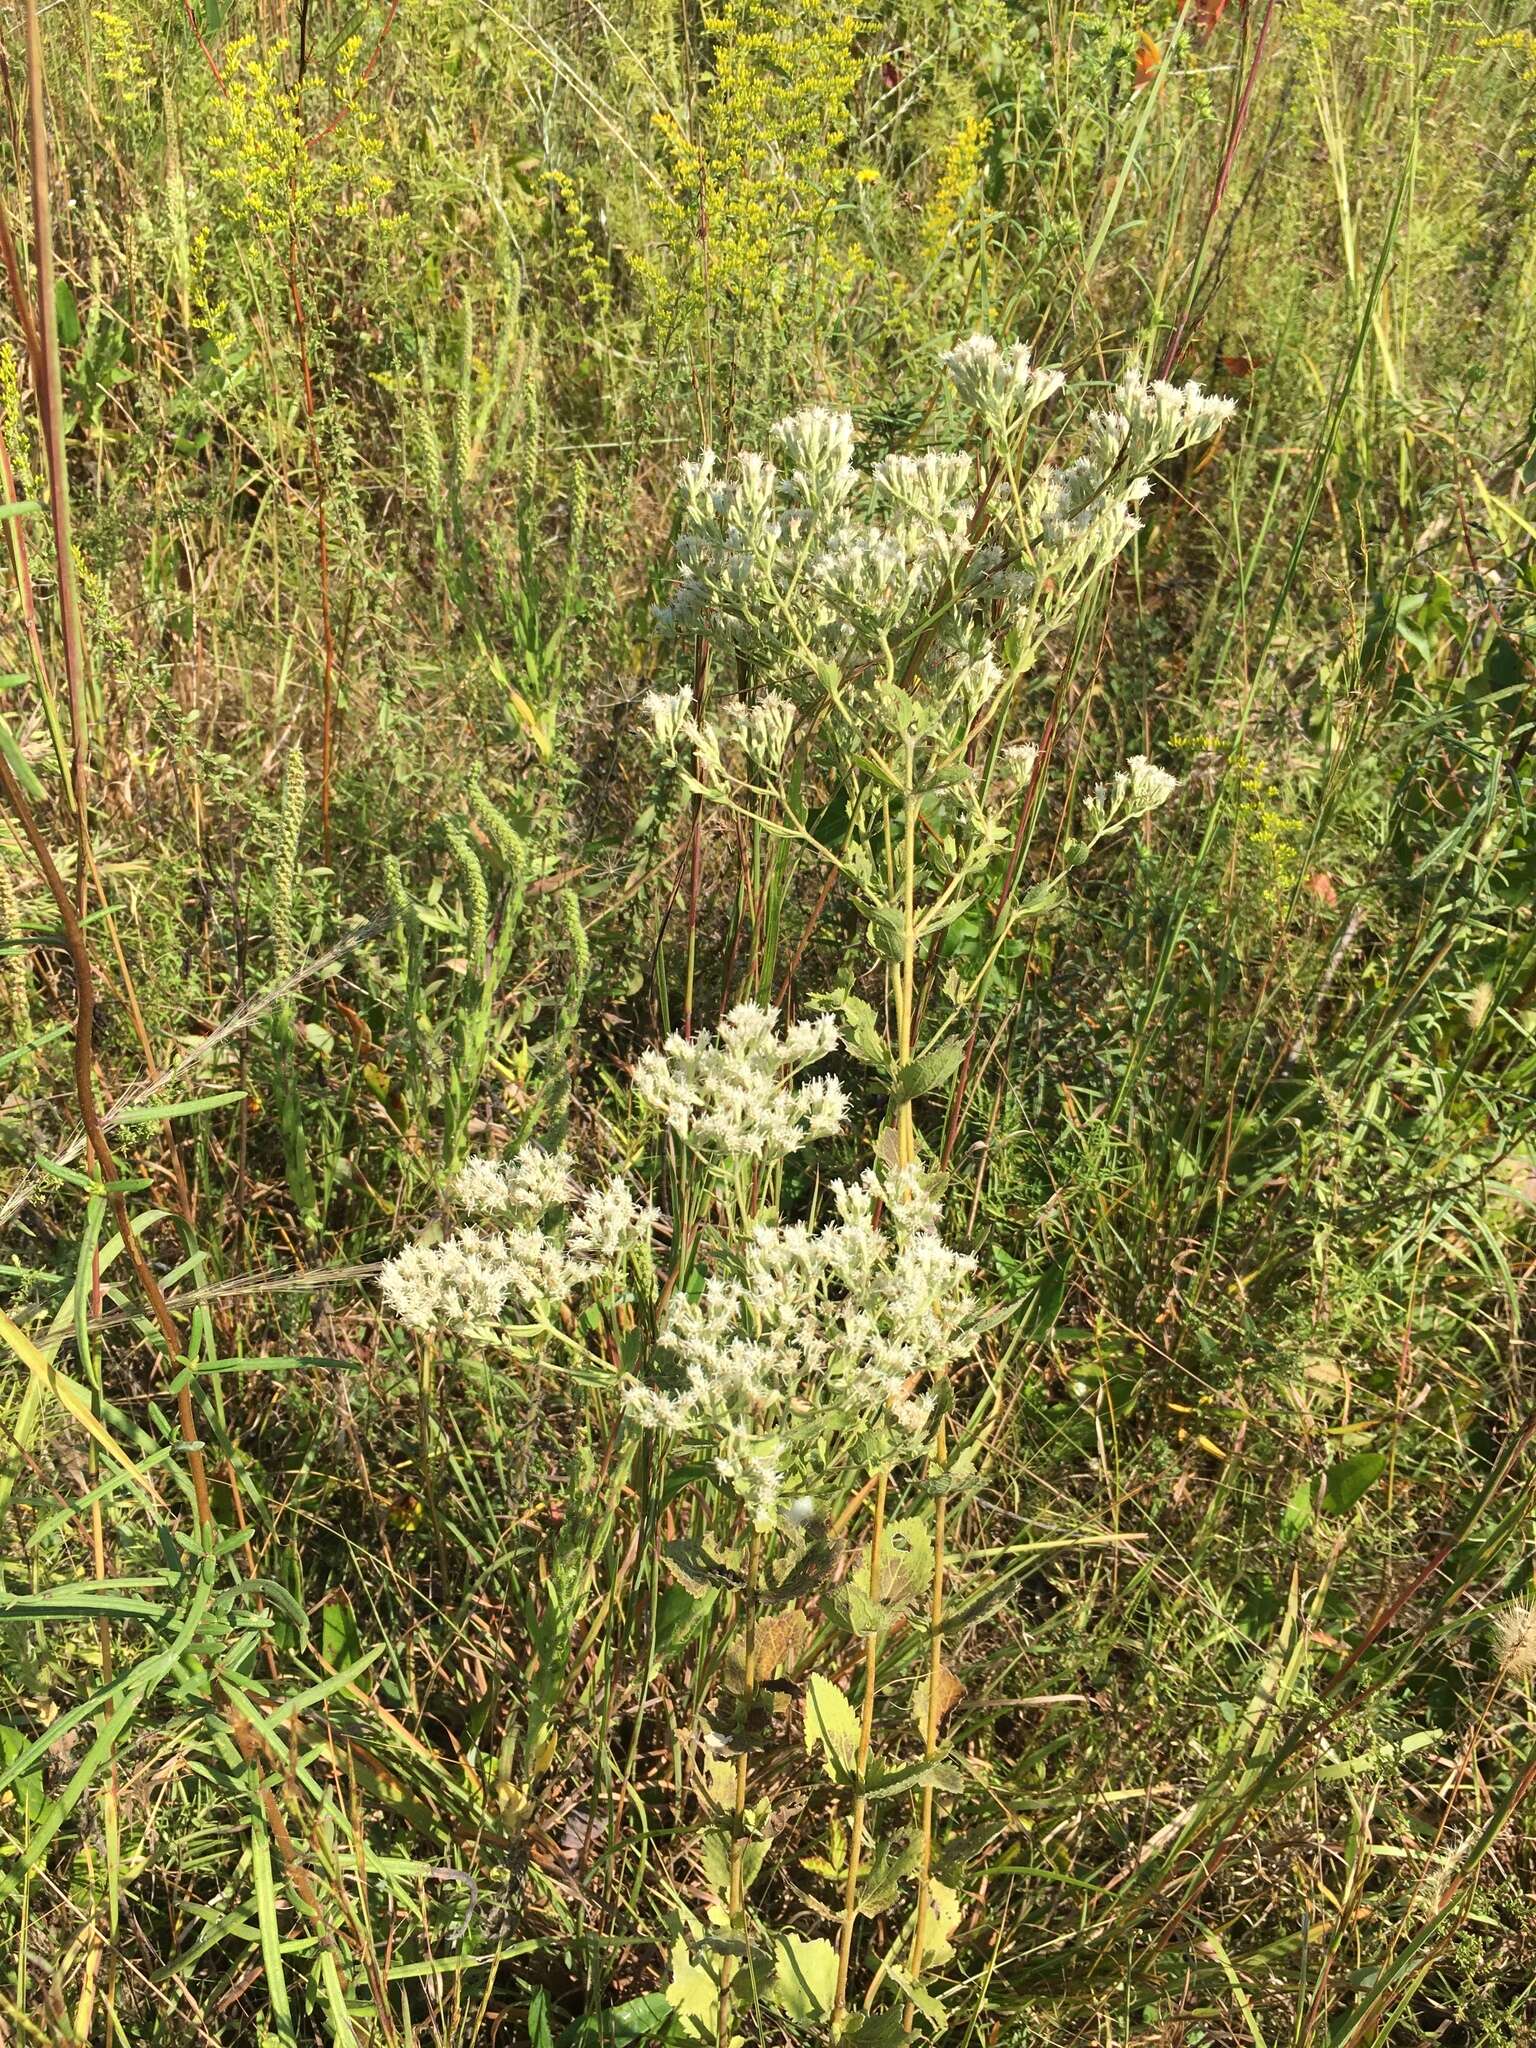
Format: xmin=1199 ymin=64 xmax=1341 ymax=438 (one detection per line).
xmin=1101 ymin=361 xmax=1238 ymax=472
xmin=941 ymin=332 xmax=1066 ymax=432
xmin=1085 ymin=754 xmax=1181 ymax=832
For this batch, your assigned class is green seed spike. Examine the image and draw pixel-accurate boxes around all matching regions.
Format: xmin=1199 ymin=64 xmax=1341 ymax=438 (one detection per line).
xmin=272 ymin=745 xmax=306 ymax=995
xmin=445 ymin=821 xmax=490 ymax=974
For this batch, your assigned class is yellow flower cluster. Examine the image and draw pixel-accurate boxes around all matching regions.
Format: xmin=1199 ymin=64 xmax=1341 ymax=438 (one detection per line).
xmin=1172 ymin=734 xmax=1306 ymax=912
xmin=201 ymin=35 xmax=390 ymax=243
xmin=645 ymin=0 xmax=863 ymax=326
xmin=922 ymin=109 xmax=991 ymax=264
xmin=1477 ymin=28 xmax=1536 ymax=158
xmin=93 ymin=8 xmax=152 ymax=103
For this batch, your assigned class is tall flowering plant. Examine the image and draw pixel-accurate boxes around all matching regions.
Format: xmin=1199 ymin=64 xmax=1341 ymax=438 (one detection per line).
xmin=378 ymin=338 xmax=1235 ymax=2040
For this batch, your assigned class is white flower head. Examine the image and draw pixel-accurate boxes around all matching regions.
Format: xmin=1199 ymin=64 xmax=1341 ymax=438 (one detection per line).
xmin=1113 ymin=360 xmax=1237 ymax=466
xmin=770 ymin=406 xmax=857 ymax=511
xmin=737 ymin=691 xmax=797 ymax=772
xmin=943 ymin=333 xmax=1065 ymax=433
xmin=1087 ymin=754 xmax=1179 ymax=830
xmin=633 ymin=1004 xmax=843 ymax=1164
xmin=451 ymin=1155 xmax=514 ymax=1218
xmin=623 ymin=1151 xmax=979 ymax=1512
xmin=1495 ymin=1601 xmax=1536 ymax=1681
xmin=503 ymin=1143 xmax=579 ymax=1212
xmin=1126 ymin=754 xmax=1178 ymax=815
xmin=645 ymin=685 xmax=697 ymax=758
xmin=379 ymin=1230 xmax=515 ymax=1334
xmin=568 ymin=1174 xmax=659 ymax=1264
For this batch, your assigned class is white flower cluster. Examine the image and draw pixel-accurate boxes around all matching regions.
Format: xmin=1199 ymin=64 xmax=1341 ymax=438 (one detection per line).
xmin=643 ymin=685 xmax=798 ymax=782
xmin=942 ymin=333 xmax=1066 ymax=433
xmin=634 ymin=1002 xmax=845 ymax=1163
xmin=1085 ymin=753 xmax=1180 ymax=831
xmin=623 ymin=1164 xmax=978 ymax=1527
xmin=657 ymin=414 xmax=989 ymax=682
xmin=378 ymin=1229 xmax=525 ymax=1335
xmin=1094 ymin=361 xmax=1237 ymax=472
xmin=652 ymin=339 xmax=1239 ymax=744
xmin=379 ymin=1144 xmax=657 ymax=1335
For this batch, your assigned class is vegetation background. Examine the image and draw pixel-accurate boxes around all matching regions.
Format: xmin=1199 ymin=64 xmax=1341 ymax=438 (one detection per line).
xmin=1 ymin=0 xmax=1534 ymax=2041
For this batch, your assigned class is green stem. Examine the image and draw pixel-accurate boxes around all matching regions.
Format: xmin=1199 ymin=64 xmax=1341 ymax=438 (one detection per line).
xmin=833 ymin=1467 xmax=888 ymax=2026
xmin=717 ymin=1528 xmax=763 ymax=2047
xmin=903 ymin=1415 xmax=948 ymax=2031
xmin=898 ymin=724 xmax=918 ymax=1170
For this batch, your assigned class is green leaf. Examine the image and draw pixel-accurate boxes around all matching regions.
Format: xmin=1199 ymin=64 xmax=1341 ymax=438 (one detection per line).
xmin=890 ymin=1037 xmax=965 ymax=1107
xmin=321 ymin=1598 xmax=362 ymax=1668
xmin=55 ymin=276 xmax=81 ymax=346
xmin=1013 ymin=877 xmax=1064 ymax=918
xmin=114 ymin=1088 xmax=249 ymax=1126
xmin=1279 ymin=1478 xmax=1315 ymax=1541
xmin=915 ymin=1877 xmax=963 ymax=1967
xmin=878 ymin=1518 xmax=934 ymax=1610
xmin=0 ymin=712 xmax=47 ymax=802
xmin=1321 ymin=1451 xmax=1385 ymax=1515
xmin=662 ymin=1537 xmax=742 ymax=1594
xmin=665 ymin=1937 xmax=718 ymax=2034
xmin=770 ymin=1933 xmax=838 ymax=2021
xmin=866 ymin=903 xmax=907 ymax=963
xmin=698 ymin=1829 xmax=764 ymax=1901
xmin=853 ymin=751 xmax=904 ymax=794
xmin=804 ymin=1673 xmax=861 ymax=1779
xmin=847 ymin=2010 xmax=909 ymax=2048
xmin=863 ymin=1755 xmax=966 ymax=1802
xmin=528 ymin=1991 xmax=555 ymax=2048
xmin=838 ymin=1581 xmax=895 ymax=1637
xmin=810 ymin=986 xmax=892 ymax=1075
xmin=556 ymin=1993 xmax=679 ymax=2047
xmin=0 ymin=1724 xmax=46 ymax=1823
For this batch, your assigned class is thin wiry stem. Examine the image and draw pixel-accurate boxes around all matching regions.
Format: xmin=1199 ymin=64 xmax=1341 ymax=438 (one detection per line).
xmin=12 ymin=0 xmax=212 ymax=1538
xmin=904 ymin=1413 xmax=948 ymax=2030
xmin=833 ymin=1466 xmax=888 ymax=2023
xmin=717 ymin=1529 xmax=763 ymax=2047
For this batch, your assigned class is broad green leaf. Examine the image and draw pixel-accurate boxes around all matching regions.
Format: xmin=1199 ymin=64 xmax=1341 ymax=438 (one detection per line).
xmin=878 ymin=1519 xmax=934 ymax=1610
xmin=810 ymin=986 xmax=891 ymax=1074
xmin=890 ymin=1037 xmax=965 ymax=1106
xmin=770 ymin=1933 xmax=838 ymax=2020
xmin=665 ymin=1936 xmax=718 ymax=2034
xmin=839 ymin=1581 xmax=895 ymax=1637
xmin=804 ymin=1673 xmax=861 ymax=1779
xmin=663 ymin=1537 xmax=742 ymax=1594
xmin=1279 ymin=1478 xmax=1315 ymax=1541
xmin=847 ymin=2011 xmax=909 ymax=2048
xmin=1322 ymin=1451 xmax=1385 ymax=1515
xmin=916 ymin=1877 xmax=963 ymax=1968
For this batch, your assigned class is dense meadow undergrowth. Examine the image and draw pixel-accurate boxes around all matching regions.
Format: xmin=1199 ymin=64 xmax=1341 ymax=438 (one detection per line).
xmin=0 ymin=0 xmax=1534 ymax=2041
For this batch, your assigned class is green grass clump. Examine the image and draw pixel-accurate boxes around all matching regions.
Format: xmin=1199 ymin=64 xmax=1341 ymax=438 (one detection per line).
xmin=1 ymin=0 xmax=1534 ymax=2043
